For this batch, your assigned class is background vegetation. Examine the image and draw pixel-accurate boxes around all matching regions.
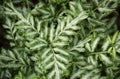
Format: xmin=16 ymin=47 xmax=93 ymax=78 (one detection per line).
xmin=0 ymin=0 xmax=120 ymax=79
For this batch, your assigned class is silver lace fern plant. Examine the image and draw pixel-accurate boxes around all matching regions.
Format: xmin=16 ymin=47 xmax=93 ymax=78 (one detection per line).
xmin=0 ymin=0 xmax=120 ymax=79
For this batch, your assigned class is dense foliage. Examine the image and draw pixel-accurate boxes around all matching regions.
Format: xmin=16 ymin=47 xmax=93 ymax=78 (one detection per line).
xmin=0 ymin=0 xmax=120 ymax=79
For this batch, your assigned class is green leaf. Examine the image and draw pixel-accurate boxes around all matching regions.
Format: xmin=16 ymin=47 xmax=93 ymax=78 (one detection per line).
xmin=41 ymin=48 xmax=51 ymax=59
xmin=83 ymin=65 xmax=95 ymax=70
xmin=112 ymin=31 xmax=119 ymax=43
xmin=88 ymin=56 xmax=97 ymax=65
xmin=71 ymin=47 xmax=86 ymax=52
xmin=112 ymin=47 xmax=116 ymax=60
xmin=77 ymin=36 xmax=91 ymax=47
xmin=99 ymin=54 xmax=112 ymax=65
xmin=44 ymin=24 xmax=49 ymax=38
xmin=81 ymin=71 xmax=93 ymax=79
xmin=8 ymin=50 xmax=16 ymax=59
xmin=14 ymin=71 xmax=23 ymax=79
xmin=29 ymin=15 xmax=34 ymax=26
xmin=107 ymin=36 xmax=112 ymax=43
xmin=54 ymin=63 xmax=60 ymax=79
xmin=58 ymin=36 xmax=69 ymax=42
xmin=54 ymin=48 xmax=69 ymax=56
xmin=45 ymin=61 xmax=54 ymax=69
xmin=36 ymin=21 xmax=41 ymax=32
xmin=56 ymin=61 xmax=66 ymax=70
xmin=85 ymin=43 xmax=91 ymax=52
xmin=49 ymin=23 xmax=55 ymax=42
xmin=0 ymin=55 xmax=13 ymax=61
xmin=30 ymin=43 xmax=46 ymax=50
xmin=70 ymin=70 xmax=85 ymax=79
xmin=0 ymin=64 xmax=22 ymax=68
xmin=63 ymin=30 xmax=76 ymax=36
xmin=70 ymin=11 xmax=88 ymax=25
xmin=88 ymin=18 xmax=105 ymax=26
xmin=53 ymin=42 xmax=68 ymax=47
xmin=43 ymin=54 xmax=53 ymax=64
xmin=65 ymin=25 xmax=80 ymax=30
xmin=91 ymin=37 xmax=100 ymax=52
xmin=48 ymin=70 xmax=55 ymax=79
xmin=102 ymin=40 xmax=110 ymax=51
xmin=98 ymin=8 xmax=115 ymax=12
xmin=55 ymin=54 xmax=68 ymax=63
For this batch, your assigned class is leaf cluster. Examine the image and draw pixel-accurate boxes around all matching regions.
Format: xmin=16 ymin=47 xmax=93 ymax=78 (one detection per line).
xmin=0 ymin=0 xmax=120 ymax=79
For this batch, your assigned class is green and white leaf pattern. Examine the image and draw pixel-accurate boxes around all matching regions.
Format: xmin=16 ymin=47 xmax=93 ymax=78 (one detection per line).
xmin=0 ymin=0 xmax=120 ymax=79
